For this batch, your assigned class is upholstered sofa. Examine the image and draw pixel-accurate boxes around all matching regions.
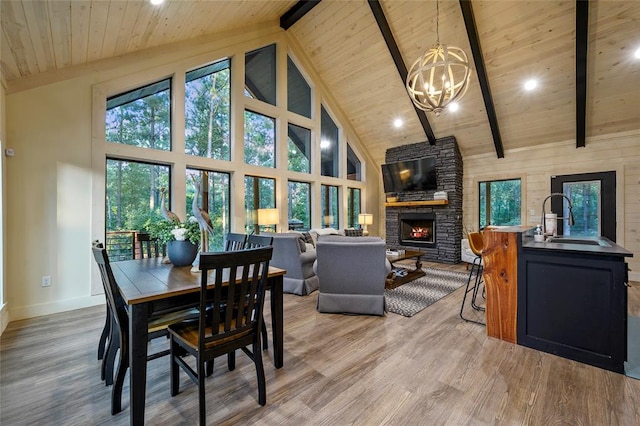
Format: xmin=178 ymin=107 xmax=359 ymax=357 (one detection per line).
xmin=314 ymin=235 xmax=391 ymax=316
xmin=263 ymin=232 xmax=319 ymax=295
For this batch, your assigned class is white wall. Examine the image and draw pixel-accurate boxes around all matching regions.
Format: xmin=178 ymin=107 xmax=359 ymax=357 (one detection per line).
xmin=463 ymin=130 xmax=640 ymax=281
xmin=4 ymin=24 xmax=381 ymax=322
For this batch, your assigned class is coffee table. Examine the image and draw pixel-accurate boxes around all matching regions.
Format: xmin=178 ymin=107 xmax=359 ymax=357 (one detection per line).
xmin=386 ymin=249 xmax=426 ymax=289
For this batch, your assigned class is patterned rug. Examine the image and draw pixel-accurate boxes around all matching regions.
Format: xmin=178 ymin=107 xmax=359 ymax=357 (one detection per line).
xmin=385 ymin=267 xmax=468 ymax=317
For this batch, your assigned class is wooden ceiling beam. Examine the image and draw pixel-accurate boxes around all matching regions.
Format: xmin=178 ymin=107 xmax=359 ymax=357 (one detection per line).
xmin=367 ymin=0 xmax=437 ymax=145
xmin=576 ymin=0 xmax=589 ymax=148
xmin=280 ymin=0 xmax=322 ymax=30
xmin=459 ymin=0 xmax=504 ymax=159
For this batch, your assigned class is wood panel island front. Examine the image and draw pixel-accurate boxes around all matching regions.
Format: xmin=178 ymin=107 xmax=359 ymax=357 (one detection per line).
xmin=482 ymin=226 xmax=633 ymax=373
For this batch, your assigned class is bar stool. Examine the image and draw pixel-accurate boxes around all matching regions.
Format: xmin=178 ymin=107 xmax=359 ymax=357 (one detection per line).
xmin=459 ymin=231 xmax=485 ymax=325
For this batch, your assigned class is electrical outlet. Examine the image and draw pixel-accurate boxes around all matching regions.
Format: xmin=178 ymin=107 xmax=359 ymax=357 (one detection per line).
xmin=42 ymin=275 xmax=51 ymax=287
xmin=530 ymin=209 xmax=536 ymax=216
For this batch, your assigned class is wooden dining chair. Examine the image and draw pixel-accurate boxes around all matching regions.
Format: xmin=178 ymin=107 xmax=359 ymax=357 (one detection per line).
xmin=92 ymin=242 xmax=198 ymax=415
xmin=137 ymin=232 xmax=164 ymax=259
xmin=224 ymin=232 xmax=247 ymax=251
xmin=245 ymin=234 xmax=273 ymax=249
xmin=168 ymin=247 xmax=273 ymax=425
xmin=244 ymin=234 xmax=273 ymax=348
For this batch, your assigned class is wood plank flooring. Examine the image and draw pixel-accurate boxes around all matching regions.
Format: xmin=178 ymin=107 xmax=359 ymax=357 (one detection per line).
xmin=2 ymin=262 xmax=640 ymax=425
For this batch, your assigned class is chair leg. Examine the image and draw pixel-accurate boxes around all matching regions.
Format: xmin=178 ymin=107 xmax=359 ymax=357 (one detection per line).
xmin=98 ymin=304 xmax=111 ymax=360
xmin=206 ymin=359 xmax=214 ymax=377
xmin=261 ymin=321 xmax=268 ymax=350
xmin=470 ymin=264 xmax=485 ymax=311
xmin=253 ymin=341 xmax=267 ymax=406
xmin=170 ymin=337 xmax=180 ymax=397
xmin=227 ymin=351 xmax=236 ymax=371
xmin=459 ymin=256 xmax=485 ymax=325
xmin=111 ymin=341 xmax=128 ymax=415
xmin=198 ymin=359 xmax=206 ymax=426
xmin=103 ymin=318 xmax=119 ymax=385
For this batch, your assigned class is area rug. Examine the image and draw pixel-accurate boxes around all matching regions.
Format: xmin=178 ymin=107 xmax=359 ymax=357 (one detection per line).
xmin=385 ymin=267 xmax=468 ymax=317
xmin=625 ymin=315 xmax=640 ymax=379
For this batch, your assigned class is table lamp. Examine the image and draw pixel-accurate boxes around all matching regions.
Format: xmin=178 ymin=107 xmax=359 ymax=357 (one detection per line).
xmin=257 ymin=208 xmax=279 ymax=233
xmin=358 ymin=213 xmax=373 ymax=236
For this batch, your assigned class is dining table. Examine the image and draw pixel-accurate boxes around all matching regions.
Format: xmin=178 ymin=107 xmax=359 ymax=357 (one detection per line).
xmin=110 ymin=257 xmax=286 ymax=426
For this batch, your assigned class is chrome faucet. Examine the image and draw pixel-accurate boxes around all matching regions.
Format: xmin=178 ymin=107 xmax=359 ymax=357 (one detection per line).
xmin=540 ymin=193 xmax=575 ymax=236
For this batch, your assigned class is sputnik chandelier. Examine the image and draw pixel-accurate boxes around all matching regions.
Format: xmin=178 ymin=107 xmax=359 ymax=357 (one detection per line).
xmin=405 ymin=0 xmax=472 ymax=116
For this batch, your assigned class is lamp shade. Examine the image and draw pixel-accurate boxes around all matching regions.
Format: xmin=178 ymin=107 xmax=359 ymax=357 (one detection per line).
xmin=358 ymin=213 xmax=373 ymax=225
xmin=257 ymin=208 xmax=279 ymax=226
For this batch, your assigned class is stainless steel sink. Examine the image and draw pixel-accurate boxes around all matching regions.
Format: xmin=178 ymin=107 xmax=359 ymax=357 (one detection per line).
xmin=545 ymin=236 xmax=610 ymax=247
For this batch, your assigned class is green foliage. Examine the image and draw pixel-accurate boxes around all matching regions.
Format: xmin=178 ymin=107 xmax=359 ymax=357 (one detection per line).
xmin=185 ymin=66 xmax=230 ymax=160
xmin=479 ymin=179 xmax=521 ymax=227
xmin=145 ymin=217 xmax=201 ymax=246
xmin=244 ymin=110 xmax=275 ymax=167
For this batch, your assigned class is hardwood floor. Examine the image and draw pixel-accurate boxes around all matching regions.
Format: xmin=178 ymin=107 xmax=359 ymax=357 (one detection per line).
xmin=2 ymin=262 xmax=640 ymax=425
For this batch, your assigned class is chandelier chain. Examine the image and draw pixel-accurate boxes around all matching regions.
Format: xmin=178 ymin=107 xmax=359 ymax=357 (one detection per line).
xmin=436 ymin=0 xmax=440 ymax=46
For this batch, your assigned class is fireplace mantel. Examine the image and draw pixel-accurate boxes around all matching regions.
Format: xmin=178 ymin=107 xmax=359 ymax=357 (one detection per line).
xmin=384 ymin=200 xmax=448 ymax=207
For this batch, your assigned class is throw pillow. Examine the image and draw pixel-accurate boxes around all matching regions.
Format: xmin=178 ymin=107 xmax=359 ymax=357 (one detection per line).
xmin=343 ymin=228 xmax=363 ymax=237
xmin=302 ymin=231 xmax=314 ymax=246
xmin=297 ymin=237 xmax=307 ymax=253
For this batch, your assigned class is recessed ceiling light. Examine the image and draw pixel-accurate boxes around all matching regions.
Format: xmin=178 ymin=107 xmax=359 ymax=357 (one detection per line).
xmin=393 ymin=118 xmax=403 ymax=128
xmin=449 ymin=102 xmax=459 ymax=112
xmin=150 ymin=0 xmax=164 ymax=5
xmin=320 ymin=139 xmax=331 ymax=150
xmin=635 ymin=47 xmax=640 ymax=60
xmin=524 ymin=79 xmax=538 ymax=91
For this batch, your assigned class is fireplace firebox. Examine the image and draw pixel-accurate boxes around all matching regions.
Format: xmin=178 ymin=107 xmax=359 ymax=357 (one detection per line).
xmin=399 ymin=213 xmax=436 ymax=248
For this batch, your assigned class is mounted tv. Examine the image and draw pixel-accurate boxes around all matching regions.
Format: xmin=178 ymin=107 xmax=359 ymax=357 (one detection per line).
xmin=382 ymin=157 xmax=437 ymax=193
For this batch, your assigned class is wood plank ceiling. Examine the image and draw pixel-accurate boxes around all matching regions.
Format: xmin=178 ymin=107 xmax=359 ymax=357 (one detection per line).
xmin=1 ymin=0 xmax=639 ymax=164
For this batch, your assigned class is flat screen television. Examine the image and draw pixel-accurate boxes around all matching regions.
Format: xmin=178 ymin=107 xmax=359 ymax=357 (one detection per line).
xmin=381 ymin=157 xmax=437 ymax=193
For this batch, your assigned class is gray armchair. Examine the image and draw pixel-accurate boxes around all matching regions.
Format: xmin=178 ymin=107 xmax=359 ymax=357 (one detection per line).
xmin=314 ymin=236 xmax=391 ymax=316
xmin=264 ymin=233 xmax=319 ymax=295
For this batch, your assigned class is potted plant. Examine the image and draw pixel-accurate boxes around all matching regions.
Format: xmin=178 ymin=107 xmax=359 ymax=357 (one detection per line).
xmin=145 ymin=216 xmax=201 ymax=266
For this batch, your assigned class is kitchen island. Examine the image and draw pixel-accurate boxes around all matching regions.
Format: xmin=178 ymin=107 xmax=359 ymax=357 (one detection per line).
xmin=482 ymin=227 xmax=633 ymax=373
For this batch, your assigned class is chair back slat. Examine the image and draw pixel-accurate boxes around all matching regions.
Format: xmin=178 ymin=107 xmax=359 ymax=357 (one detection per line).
xmin=225 ymin=233 xmax=247 ymax=252
xmin=245 ymin=234 xmax=273 ymax=249
xmin=137 ymin=233 xmax=164 ymax=259
xmin=197 ymin=247 xmax=272 ymax=349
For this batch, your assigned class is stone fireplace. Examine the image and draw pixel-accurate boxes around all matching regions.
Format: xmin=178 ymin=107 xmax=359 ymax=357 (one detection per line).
xmin=385 ymin=136 xmax=462 ymax=263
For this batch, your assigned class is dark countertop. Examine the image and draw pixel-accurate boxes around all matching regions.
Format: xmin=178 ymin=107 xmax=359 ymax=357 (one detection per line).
xmin=521 ymin=234 xmax=633 ymax=258
xmin=483 ymin=225 xmax=633 ymax=258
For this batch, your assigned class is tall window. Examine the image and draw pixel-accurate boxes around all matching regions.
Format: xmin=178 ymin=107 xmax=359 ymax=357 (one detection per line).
xmin=245 ymin=44 xmax=276 ymax=105
xmin=321 ymin=184 xmax=339 ymax=229
xmin=287 ymin=56 xmax=311 ymax=118
xmin=185 ymin=60 xmax=231 ymax=160
xmin=320 ymin=106 xmax=339 ymax=178
xmin=186 ymin=169 xmax=230 ymax=252
xmin=244 ymin=110 xmax=275 ymax=168
xmin=245 ymin=176 xmax=276 ymax=234
xmin=106 ymin=79 xmax=171 ymax=150
xmin=105 ymin=159 xmax=170 ymax=260
xmin=479 ymin=178 xmax=521 ymax=228
xmin=288 ymin=181 xmax=311 ymax=231
xmin=287 ymin=123 xmax=311 ymax=173
xmin=347 ymin=188 xmax=361 ymax=228
xmin=346 ymin=144 xmax=361 ymax=181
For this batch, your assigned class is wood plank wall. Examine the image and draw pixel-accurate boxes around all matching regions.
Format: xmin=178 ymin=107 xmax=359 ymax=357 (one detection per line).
xmin=463 ymin=131 xmax=640 ymax=281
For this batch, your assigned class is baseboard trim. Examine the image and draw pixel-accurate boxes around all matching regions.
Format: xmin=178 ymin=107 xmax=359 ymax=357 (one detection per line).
xmin=8 ymin=295 xmax=105 ymax=322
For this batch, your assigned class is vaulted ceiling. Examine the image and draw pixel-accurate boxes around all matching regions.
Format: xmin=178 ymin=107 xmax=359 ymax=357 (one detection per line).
xmin=2 ymin=0 xmax=639 ymax=165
